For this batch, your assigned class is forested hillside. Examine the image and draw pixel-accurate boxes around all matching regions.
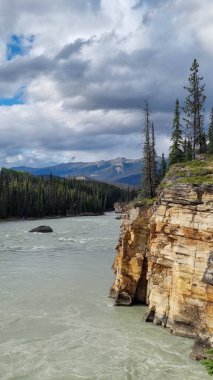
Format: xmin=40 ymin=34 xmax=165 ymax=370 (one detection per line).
xmin=0 ymin=168 xmax=136 ymax=219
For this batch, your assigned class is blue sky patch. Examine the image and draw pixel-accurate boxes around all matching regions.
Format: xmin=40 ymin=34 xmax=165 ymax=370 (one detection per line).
xmin=0 ymin=86 xmax=26 ymax=106
xmin=7 ymin=34 xmax=35 ymax=61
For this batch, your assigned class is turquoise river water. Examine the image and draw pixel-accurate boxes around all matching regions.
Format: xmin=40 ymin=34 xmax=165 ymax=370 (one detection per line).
xmin=0 ymin=213 xmax=209 ymax=380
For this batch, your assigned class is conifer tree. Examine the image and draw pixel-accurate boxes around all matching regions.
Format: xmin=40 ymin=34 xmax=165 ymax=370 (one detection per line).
xmin=183 ymin=137 xmax=193 ymax=161
xmin=159 ymin=153 xmax=167 ymax=181
xmin=183 ymin=59 xmax=206 ymax=158
xmin=201 ymin=131 xmax=207 ymax=153
xmin=141 ymin=101 xmax=157 ymax=198
xmin=169 ymin=99 xmax=184 ymax=165
xmin=208 ymin=108 xmax=213 ymax=154
xmin=151 ymin=122 xmax=158 ymax=189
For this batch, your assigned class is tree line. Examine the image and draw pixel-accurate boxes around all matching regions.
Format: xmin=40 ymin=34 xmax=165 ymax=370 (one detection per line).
xmin=141 ymin=58 xmax=213 ymax=198
xmin=0 ymin=168 xmax=136 ymax=219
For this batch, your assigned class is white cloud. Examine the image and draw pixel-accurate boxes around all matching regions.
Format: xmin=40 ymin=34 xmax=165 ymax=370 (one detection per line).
xmin=0 ymin=0 xmax=212 ymax=166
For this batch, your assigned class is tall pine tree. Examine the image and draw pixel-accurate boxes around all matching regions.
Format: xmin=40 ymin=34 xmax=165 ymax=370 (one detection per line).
xmin=183 ymin=59 xmax=206 ymax=158
xmin=151 ymin=122 xmax=158 ymax=189
xmin=159 ymin=153 xmax=167 ymax=181
xmin=169 ymin=99 xmax=184 ymax=165
xmin=183 ymin=137 xmax=193 ymax=161
xmin=140 ymin=101 xmax=157 ymax=198
xmin=208 ymin=108 xmax=213 ymax=154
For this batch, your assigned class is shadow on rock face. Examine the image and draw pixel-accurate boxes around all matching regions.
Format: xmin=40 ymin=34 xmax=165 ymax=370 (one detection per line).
xmin=203 ymin=252 xmax=213 ymax=285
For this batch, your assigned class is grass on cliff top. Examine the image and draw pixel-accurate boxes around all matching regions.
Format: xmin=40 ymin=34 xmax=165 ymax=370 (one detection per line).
xmin=134 ymin=197 xmax=157 ymax=207
xmin=158 ymin=155 xmax=213 ymax=188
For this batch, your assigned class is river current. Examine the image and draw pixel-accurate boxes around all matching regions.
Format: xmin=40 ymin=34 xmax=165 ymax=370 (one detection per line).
xmin=0 ymin=213 xmax=209 ymax=380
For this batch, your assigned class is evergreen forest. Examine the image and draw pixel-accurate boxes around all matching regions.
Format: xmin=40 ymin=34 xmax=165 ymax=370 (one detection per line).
xmin=0 ymin=168 xmax=136 ymax=219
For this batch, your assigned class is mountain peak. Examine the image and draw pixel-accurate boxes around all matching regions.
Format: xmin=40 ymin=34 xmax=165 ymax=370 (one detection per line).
xmin=12 ymin=157 xmax=142 ymax=186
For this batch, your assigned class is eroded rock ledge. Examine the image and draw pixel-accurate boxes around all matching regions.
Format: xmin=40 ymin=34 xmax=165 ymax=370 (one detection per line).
xmin=110 ymin=183 xmax=213 ymax=348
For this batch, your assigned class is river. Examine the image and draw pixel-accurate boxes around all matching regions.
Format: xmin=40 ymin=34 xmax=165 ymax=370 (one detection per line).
xmin=0 ymin=213 xmax=209 ymax=380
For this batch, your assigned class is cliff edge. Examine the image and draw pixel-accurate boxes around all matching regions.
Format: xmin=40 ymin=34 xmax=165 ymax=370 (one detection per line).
xmin=110 ymin=158 xmax=213 ymax=349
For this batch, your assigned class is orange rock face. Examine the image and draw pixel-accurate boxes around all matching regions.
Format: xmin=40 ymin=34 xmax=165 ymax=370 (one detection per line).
xmin=110 ymin=184 xmax=213 ymax=346
xmin=110 ymin=206 xmax=151 ymax=305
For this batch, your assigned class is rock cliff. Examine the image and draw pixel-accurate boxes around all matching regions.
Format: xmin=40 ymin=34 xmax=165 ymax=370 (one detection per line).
xmin=110 ymin=160 xmax=213 ymax=350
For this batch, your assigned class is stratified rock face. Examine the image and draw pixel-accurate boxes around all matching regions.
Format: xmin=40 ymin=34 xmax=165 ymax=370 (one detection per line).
xmin=109 ymin=206 xmax=151 ymax=305
xmin=110 ymin=183 xmax=213 ymax=347
xmin=114 ymin=202 xmax=132 ymax=214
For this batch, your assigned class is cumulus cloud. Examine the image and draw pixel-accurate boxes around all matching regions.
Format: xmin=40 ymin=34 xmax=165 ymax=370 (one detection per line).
xmin=0 ymin=0 xmax=212 ymax=166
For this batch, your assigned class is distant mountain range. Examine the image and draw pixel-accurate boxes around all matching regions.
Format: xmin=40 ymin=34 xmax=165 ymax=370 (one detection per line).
xmin=12 ymin=157 xmax=142 ymax=186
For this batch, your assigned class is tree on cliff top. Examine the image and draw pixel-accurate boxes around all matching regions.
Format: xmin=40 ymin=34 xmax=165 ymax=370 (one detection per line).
xmin=208 ymin=108 xmax=213 ymax=154
xmin=159 ymin=153 xmax=167 ymax=180
xmin=151 ymin=122 xmax=158 ymax=189
xmin=183 ymin=59 xmax=206 ymax=158
xmin=169 ymin=99 xmax=184 ymax=165
xmin=140 ymin=101 xmax=157 ymax=198
xmin=183 ymin=137 xmax=193 ymax=162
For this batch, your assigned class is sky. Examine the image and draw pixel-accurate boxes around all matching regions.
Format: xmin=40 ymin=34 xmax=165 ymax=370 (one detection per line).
xmin=0 ymin=0 xmax=213 ymax=167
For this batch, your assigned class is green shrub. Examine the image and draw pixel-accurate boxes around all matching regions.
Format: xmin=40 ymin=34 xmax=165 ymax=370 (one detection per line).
xmin=135 ymin=197 xmax=157 ymax=207
xmin=202 ymin=349 xmax=213 ymax=376
xmin=202 ymin=359 xmax=213 ymax=375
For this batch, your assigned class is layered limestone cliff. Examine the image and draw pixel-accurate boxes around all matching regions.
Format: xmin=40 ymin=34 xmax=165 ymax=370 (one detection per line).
xmin=110 ymin=161 xmax=213 ymax=350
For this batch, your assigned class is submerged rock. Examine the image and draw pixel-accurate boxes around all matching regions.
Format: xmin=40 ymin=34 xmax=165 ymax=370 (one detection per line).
xmin=29 ymin=225 xmax=53 ymax=233
xmin=115 ymin=292 xmax=132 ymax=306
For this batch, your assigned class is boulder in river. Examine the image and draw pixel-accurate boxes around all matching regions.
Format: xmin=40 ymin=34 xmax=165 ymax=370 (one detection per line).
xmin=29 ymin=225 xmax=53 ymax=233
